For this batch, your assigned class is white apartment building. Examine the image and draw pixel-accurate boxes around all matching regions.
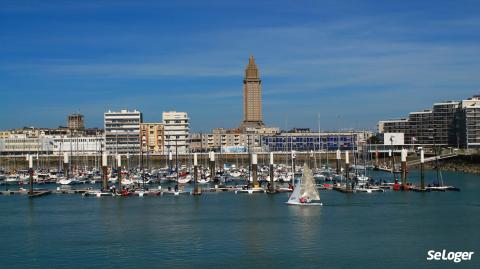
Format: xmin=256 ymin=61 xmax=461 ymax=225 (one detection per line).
xmin=458 ymin=96 xmax=480 ymax=148
xmin=104 ymin=109 xmax=142 ymax=154
xmin=0 ymin=134 xmax=104 ymax=156
xmin=162 ymin=111 xmax=189 ymax=153
xmin=50 ymin=135 xmax=105 ymax=155
xmin=0 ymin=134 xmax=53 ymax=155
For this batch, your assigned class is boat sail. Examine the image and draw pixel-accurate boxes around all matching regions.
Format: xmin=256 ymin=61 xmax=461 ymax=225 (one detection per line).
xmin=287 ymin=163 xmax=322 ymax=206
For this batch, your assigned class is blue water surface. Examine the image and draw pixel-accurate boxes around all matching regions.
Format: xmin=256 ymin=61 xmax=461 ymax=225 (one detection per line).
xmin=0 ymin=170 xmax=479 ymax=269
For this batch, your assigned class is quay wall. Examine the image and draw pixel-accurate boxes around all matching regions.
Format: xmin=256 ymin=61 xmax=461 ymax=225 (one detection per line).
xmin=0 ymin=152 xmax=352 ymax=171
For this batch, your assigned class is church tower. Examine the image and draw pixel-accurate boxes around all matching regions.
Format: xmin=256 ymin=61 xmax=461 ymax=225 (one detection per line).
xmin=241 ymin=56 xmax=264 ymax=130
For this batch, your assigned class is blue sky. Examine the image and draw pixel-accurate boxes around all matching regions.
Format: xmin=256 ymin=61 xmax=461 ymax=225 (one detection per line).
xmin=1 ymin=0 xmax=480 ymax=132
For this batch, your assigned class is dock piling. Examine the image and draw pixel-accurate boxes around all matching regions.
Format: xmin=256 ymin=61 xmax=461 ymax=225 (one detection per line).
xmin=269 ymin=152 xmax=275 ymax=193
xmin=63 ymin=152 xmax=69 ymax=179
xmin=193 ymin=153 xmax=200 ymax=195
xmin=252 ymin=153 xmax=258 ymax=188
xmin=209 ymin=151 xmax=215 ymax=182
xmin=117 ymin=154 xmax=122 ymax=193
xmin=28 ymin=155 xmax=33 ymax=195
xmin=102 ymin=152 xmax=108 ymax=190
xmin=336 ymin=149 xmax=341 ymax=175
xmin=345 ymin=151 xmax=351 ymax=190
xmin=401 ymin=148 xmax=408 ymax=190
xmin=420 ymin=149 xmax=425 ymax=190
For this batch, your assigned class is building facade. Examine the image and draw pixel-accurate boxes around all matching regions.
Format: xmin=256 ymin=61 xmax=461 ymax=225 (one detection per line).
xmin=50 ymin=135 xmax=104 ymax=155
xmin=457 ymin=96 xmax=480 ymax=148
xmin=140 ymin=123 xmax=164 ymax=153
xmin=408 ymin=110 xmax=433 ymax=145
xmin=0 ymin=135 xmax=52 ymax=155
xmin=0 ymin=134 xmax=104 ymax=156
xmin=378 ymin=119 xmax=409 ymax=135
xmin=261 ymin=132 xmax=371 ymax=152
xmin=378 ymin=95 xmax=479 ymax=147
xmin=432 ymin=101 xmax=459 ymax=145
xmin=104 ymin=109 xmax=142 ymax=154
xmin=241 ymin=56 xmax=264 ymax=130
xmin=67 ymin=114 xmax=85 ymax=131
xmin=162 ymin=111 xmax=189 ymax=153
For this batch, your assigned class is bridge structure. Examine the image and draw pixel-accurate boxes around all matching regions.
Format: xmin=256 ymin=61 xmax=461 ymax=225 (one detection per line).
xmin=406 ymin=153 xmax=458 ymax=166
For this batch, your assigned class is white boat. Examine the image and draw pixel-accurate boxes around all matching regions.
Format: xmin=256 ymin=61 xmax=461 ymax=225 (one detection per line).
xmin=354 ymin=186 xmax=384 ymax=193
xmin=229 ymin=171 xmax=242 ymax=178
xmin=58 ymin=178 xmax=73 ymax=185
xmin=178 ymin=175 xmax=192 ymax=184
xmin=235 ymin=187 xmax=265 ymax=194
xmin=286 ymin=164 xmax=323 ymax=206
xmin=121 ymin=178 xmax=135 ymax=186
xmin=197 ymin=178 xmax=210 ymax=184
xmin=426 ymin=186 xmax=460 ymax=192
xmin=265 ymin=175 xmax=279 ymax=182
xmin=313 ymin=173 xmax=326 ymax=181
xmin=5 ymin=175 xmax=20 ymax=184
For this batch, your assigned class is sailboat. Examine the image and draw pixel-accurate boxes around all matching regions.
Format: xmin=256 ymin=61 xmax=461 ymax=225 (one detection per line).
xmin=286 ymin=163 xmax=323 ymax=206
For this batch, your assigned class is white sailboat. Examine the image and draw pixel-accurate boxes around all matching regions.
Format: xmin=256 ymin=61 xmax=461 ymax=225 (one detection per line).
xmin=286 ymin=164 xmax=323 ymax=206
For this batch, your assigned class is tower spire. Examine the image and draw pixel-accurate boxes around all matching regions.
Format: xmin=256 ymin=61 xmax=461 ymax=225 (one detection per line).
xmin=245 ymin=55 xmax=259 ymax=79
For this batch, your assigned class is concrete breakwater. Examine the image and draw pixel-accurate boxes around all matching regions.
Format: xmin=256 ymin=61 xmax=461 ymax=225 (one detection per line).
xmin=424 ymin=154 xmax=480 ymax=175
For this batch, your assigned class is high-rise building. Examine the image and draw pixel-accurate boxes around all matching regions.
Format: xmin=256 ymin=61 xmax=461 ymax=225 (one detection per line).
xmin=378 ymin=119 xmax=409 ymax=135
xmin=104 ymin=109 xmax=142 ymax=154
xmin=432 ymin=101 xmax=459 ymax=145
xmin=457 ymin=95 xmax=480 ymax=148
xmin=162 ymin=111 xmax=189 ymax=153
xmin=67 ymin=114 xmax=85 ymax=131
xmin=408 ymin=110 xmax=433 ymax=145
xmin=378 ymin=95 xmax=480 ymax=148
xmin=140 ymin=123 xmax=164 ymax=153
xmin=241 ymin=56 xmax=264 ymax=130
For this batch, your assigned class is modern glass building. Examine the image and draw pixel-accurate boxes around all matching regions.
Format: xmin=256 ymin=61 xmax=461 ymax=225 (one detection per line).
xmin=261 ymin=132 xmax=359 ymax=151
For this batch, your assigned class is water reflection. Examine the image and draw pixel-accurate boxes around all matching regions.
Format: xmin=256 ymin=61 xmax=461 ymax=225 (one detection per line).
xmin=288 ymin=204 xmax=322 ymax=253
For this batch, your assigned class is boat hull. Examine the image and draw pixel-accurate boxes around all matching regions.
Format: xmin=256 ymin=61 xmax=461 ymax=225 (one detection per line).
xmin=286 ymin=201 xmax=323 ymax=206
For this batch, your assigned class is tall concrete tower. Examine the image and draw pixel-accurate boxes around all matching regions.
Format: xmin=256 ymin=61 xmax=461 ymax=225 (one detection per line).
xmin=241 ymin=56 xmax=264 ymax=130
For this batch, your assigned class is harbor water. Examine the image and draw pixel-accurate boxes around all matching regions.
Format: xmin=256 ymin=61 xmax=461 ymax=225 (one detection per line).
xmin=0 ymin=170 xmax=479 ymax=269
